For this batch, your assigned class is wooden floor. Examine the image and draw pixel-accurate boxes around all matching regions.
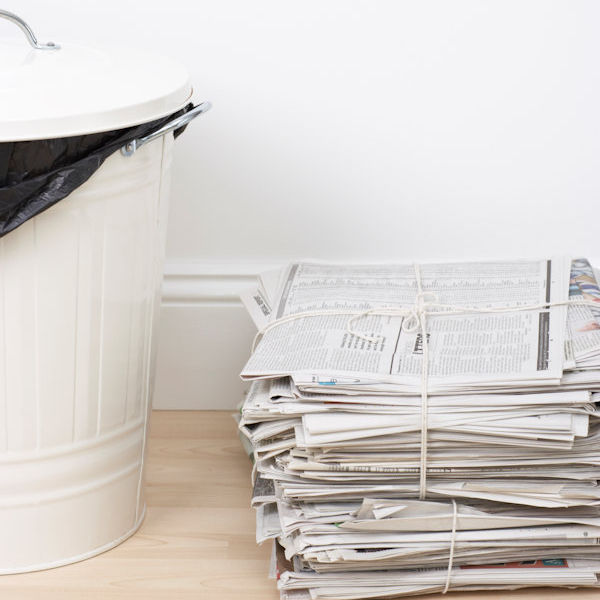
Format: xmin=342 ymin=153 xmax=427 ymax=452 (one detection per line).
xmin=0 ymin=411 xmax=597 ymax=600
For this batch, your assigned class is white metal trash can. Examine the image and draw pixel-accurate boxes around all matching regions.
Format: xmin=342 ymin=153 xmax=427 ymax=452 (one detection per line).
xmin=0 ymin=11 xmax=210 ymax=573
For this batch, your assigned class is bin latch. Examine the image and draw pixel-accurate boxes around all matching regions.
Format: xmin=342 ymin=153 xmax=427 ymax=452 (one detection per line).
xmin=121 ymin=102 xmax=212 ymax=157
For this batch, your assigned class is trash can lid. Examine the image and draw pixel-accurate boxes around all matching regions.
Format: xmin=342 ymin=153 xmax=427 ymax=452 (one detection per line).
xmin=1 ymin=31 xmax=192 ymax=142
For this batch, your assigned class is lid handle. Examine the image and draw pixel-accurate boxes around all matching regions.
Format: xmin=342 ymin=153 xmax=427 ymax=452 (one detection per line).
xmin=0 ymin=10 xmax=60 ymax=50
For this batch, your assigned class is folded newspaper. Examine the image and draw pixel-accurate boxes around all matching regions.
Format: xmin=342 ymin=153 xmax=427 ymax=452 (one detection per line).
xmin=237 ymin=258 xmax=600 ymax=598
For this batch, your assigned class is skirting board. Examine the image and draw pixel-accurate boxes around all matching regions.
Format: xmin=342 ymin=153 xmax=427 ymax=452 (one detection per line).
xmin=153 ymin=261 xmax=273 ymax=410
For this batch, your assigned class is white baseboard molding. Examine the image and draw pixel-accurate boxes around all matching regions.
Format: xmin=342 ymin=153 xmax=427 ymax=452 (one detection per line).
xmin=154 ymin=261 xmax=275 ymax=410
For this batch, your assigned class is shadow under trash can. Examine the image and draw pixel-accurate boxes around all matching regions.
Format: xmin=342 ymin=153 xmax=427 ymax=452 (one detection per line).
xmin=0 ymin=10 xmax=211 ymax=573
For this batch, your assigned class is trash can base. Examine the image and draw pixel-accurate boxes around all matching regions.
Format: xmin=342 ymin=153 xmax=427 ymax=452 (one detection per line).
xmin=0 ymin=504 xmax=146 ymax=575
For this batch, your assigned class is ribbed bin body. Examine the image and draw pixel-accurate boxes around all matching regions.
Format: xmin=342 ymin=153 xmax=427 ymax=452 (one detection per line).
xmin=0 ymin=134 xmax=173 ymax=573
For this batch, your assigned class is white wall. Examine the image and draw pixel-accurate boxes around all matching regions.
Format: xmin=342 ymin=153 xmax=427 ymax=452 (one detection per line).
xmin=5 ymin=1 xmax=600 ymax=408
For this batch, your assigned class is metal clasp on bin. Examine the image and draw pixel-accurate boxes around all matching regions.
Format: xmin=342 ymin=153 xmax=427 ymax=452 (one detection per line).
xmin=121 ymin=102 xmax=212 ymax=157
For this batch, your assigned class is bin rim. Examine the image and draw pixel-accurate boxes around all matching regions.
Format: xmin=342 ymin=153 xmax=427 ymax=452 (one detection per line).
xmin=0 ymin=35 xmax=194 ymax=142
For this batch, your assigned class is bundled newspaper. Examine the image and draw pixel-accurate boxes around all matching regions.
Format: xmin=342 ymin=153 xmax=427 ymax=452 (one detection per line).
xmin=237 ymin=258 xmax=600 ymax=599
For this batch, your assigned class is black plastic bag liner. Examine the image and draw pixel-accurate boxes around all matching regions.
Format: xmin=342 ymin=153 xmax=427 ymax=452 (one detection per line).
xmin=0 ymin=104 xmax=192 ymax=238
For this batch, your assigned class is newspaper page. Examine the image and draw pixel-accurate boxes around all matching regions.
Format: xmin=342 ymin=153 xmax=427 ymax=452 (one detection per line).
xmin=568 ymin=257 xmax=600 ymax=361
xmin=241 ymin=259 xmax=570 ymax=391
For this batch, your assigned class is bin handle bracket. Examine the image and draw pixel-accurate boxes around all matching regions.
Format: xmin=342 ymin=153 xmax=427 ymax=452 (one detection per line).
xmin=0 ymin=10 xmax=60 ymax=50
xmin=121 ymin=101 xmax=212 ymax=157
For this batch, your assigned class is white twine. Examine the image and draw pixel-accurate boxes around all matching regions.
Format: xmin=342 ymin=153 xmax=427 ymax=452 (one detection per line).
xmin=413 ymin=264 xmax=430 ymax=500
xmin=443 ymin=498 xmax=459 ymax=594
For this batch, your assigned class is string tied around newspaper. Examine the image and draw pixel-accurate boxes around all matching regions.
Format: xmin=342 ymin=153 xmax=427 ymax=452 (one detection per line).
xmin=249 ymin=264 xmax=600 ymax=595
xmin=347 ymin=263 xmax=600 ymax=501
xmin=251 ymin=265 xmax=600 ymax=502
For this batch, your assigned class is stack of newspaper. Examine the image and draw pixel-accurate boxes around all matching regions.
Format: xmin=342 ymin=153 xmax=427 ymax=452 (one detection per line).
xmin=237 ymin=258 xmax=600 ymax=599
